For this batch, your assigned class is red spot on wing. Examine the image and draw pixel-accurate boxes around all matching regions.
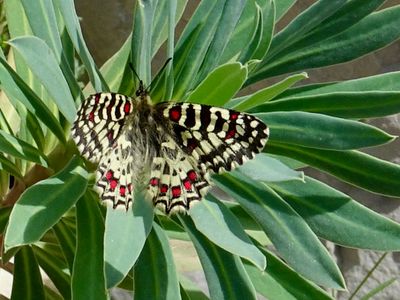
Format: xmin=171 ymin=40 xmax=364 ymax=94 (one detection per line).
xmin=106 ymin=171 xmax=113 ymax=181
xmin=230 ymin=112 xmax=239 ymax=120
xmin=94 ymin=94 xmax=100 ymax=103
xmin=169 ymin=106 xmax=181 ymax=122
xmin=110 ymin=179 xmax=118 ymax=190
xmin=149 ymin=177 xmax=159 ymax=186
xmin=172 ymin=186 xmax=181 ymax=198
xmin=225 ymin=129 xmax=236 ymax=140
xmin=160 ymin=184 xmax=168 ymax=193
xmin=183 ymin=179 xmax=192 ymax=190
xmin=119 ymin=186 xmax=126 ymax=196
xmin=88 ymin=111 xmax=95 ymax=122
xmin=128 ymin=183 xmax=133 ymax=192
xmin=107 ymin=130 xmax=114 ymax=142
xmin=124 ymin=102 xmax=131 ymax=113
xmin=187 ymin=170 xmax=197 ymax=181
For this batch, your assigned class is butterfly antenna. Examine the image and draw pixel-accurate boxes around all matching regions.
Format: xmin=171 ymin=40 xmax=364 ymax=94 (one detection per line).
xmin=128 ymin=63 xmax=146 ymax=96
xmin=148 ymin=58 xmax=173 ymax=92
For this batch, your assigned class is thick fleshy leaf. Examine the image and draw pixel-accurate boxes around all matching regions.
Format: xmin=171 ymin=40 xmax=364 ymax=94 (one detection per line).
xmin=180 ymin=215 xmax=257 ymax=299
xmin=187 ymin=62 xmax=247 ymax=106
xmin=0 ymin=206 xmax=12 ymax=233
xmin=134 ymin=223 xmax=181 ymax=300
xmin=237 ymin=153 xmax=304 ymax=182
xmin=214 ymin=172 xmax=345 ymax=289
xmin=266 ymin=0 xmax=347 ymax=59
xmin=4 ymin=156 xmax=88 ymax=250
xmin=20 ymin=0 xmax=83 ymax=101
xmin=220 ymin=0 xmax=275 ymax=63
xmin=190 ymin=194 xmax=266 ymax=270
xmin=0 ymin=153 xmax=22 ymax=178
xmin=151 ymin=0 xmax=187 ymax=57
xmin=131 ymin=0 xmax=156 ymax=84
xmin=237 ymin=4 xmax=263 ymax=63
xmin=276 ymin=71 xmax=400 ymax=98
xmin=104 ymin=192 xmax=154 ymax=288
xmin=267 ymin=142 xmax=400 ymax=198
xmin=0 ymin=129 xmax=48 ymax=167
xmin=33 ymin=245 xmax=71 ymax=299
xmin=52 ymin=219 xmax=76 ymax=270
xmin=245 ymin=248 xmax=334 ymax=300
xmin=251 ymin=0 xmax=275 ymax=60
xmin=268 ymin=0 xmax=387 ymax=65
xmin=54 ymin=0 xmax=108 ymax=91
xmin=20 ymin=0 xmax=62 ymax=57
xmin=11 ymin=247 xmax=45 ymax=300
xmin=173 ymin=0 xmax=245 ymax=99
xmin=251 ymin=5 xmax=400 ymax=81
xmin=193 ymin=0 xmax=246 ymax=85
xmin=251 ymin=91 xmax=400 ymax=119
xmin=8 ymin=36 xmax=76 ymax=123
xmin=270 ymin=176 xmax=400 ymax=250
xmin=72 ymin=194 xmax=107 ymax=300
xmin=0 ymin=57 xmax=66 ymax=144
xmin=100 ymin=34 xmax=132 ymax=93
xmin=256 ymin=111 xmax=394 ymax=150
xmin=231 ymin=72 xmax=307 ymax=110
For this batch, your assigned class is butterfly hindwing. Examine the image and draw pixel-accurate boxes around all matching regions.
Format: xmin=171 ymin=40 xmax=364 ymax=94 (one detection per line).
xmin=147 ymin=136 xmax=209 ymax=214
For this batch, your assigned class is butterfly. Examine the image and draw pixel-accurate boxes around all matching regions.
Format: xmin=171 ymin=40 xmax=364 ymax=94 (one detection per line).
xmin=71 ymin=82 xmax=269 ymax=214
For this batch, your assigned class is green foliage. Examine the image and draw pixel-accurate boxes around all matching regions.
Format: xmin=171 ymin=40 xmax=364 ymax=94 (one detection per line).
xmin=1 ymin=0 xmax=400 ymax=299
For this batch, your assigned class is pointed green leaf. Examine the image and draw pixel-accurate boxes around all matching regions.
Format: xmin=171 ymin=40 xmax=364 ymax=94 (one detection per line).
xmin=104 ymin=191 xmax=154 ymax=288
xmin=4 ymin=156 xmax=88 ymax=250
xmin=173 ymin=0 xmax=245 ymax=99
xmin=52 ymin=219 xmax=76 ymax=270
xmin=252 ymin=5 xmax=400 ymax=81
xmin=187 ymin=62 xmax=247 ymax=105
xmin=214 ymin=172 xmax=345 ymax=289
xmin=252 ymin=91 xmax=400 ymax=119
xmin=0 ymin=153 xmax=22 ymax=178
xmin=270 ymin=176 xmax=400 ymax=251
xmin=8 ymin=36 xmax=76 ymax=123
xmin=190 ymin=194 xmax=266 ymax=270
xmin=11 ymin=246 xmax=45 ymax=300
xmin=180 ymin=215 xmax=257 ymax=300
xmin=232 ymin=72 xmax=307 ymax=111
xmin=33 ymin=245 xmax=71 ymax=299
xmin=134 ymin=223 xmax=181 ymax=300
xmin=267 ymin=142 xmax=400 ymax=198
xmin=237 ymin=153 xmax=303 ymax=182
xmin=256 ymin=111 xmax=394 ymax=150
xmin=72 ymin=194 xmax=107 ymax=300
xmin=266 ymin=0 xmax=347 ymax=59
xmin=54 ymin=0 xmax=107 ymax=91
xmin=0 ymin=57 xmax=66 ymax=144
xmin=0 ymin=129 xmax=48 ymax=167
xmin=245 ymin=248 xmax=334 ymax=300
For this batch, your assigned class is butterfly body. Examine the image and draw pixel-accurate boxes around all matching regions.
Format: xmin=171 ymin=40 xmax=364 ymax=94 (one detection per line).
xmin=72 ymin=89 xmax=269 ymax=214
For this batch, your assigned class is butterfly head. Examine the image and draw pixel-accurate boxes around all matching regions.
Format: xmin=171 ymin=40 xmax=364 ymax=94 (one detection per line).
xmin=135 ymin=79 xmax=149 ymax=98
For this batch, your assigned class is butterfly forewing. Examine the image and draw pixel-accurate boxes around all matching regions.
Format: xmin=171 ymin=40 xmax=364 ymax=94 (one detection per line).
xmin=156 ymin=102 xmax=269 ymax=174
xmin=71 ymin=92 xmax=134 ymax=163
xmin=71 ymin=91 xmax=269 ymax=214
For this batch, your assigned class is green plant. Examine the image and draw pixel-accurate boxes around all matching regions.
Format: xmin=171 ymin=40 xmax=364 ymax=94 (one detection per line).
xmin=1 ymin=0 xmax=400 ymax=299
